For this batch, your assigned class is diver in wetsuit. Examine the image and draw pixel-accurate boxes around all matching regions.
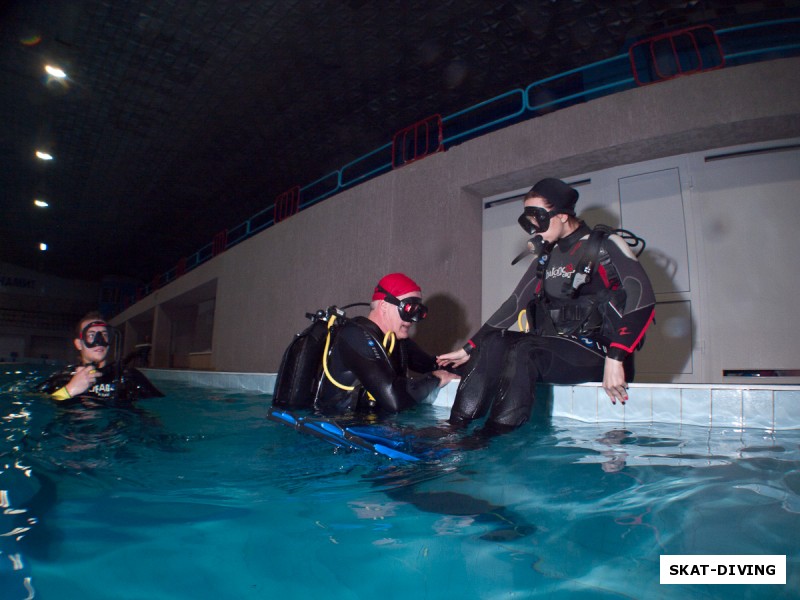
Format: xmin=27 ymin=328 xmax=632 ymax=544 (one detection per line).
xmin=315 ymin=273 xmax=458 ymax=416
xmin=437 ymin=178 xmax=655 ymax=435
xmin=37 ymin=312 xmax=163 ymax=404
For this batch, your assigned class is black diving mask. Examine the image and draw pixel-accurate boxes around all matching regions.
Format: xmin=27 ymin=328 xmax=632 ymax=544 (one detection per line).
xmin=518 ymin=206 xmax=565 ymax=235
xmin=80 ymin=321 xmax=110 ymax=348
xmin=377 ymin=285 xmax=428 ymax=323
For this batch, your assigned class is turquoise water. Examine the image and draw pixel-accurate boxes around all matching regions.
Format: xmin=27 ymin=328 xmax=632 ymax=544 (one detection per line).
xmin=1 ymin=365 xmax=798 ymax=599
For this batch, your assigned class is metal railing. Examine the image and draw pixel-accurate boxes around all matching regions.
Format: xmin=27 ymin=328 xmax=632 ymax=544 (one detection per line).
xmin=118 ymin=15 xmax=800 ymax=313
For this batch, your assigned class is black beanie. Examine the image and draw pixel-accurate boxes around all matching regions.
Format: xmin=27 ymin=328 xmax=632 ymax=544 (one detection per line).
xmin=529 ymin=178 xmax=579 ymax=214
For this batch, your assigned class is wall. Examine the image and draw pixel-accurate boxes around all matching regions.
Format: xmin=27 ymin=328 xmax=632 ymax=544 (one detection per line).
xmin=111 ymin=57 xmax=800 ymax=377
xmin=483 ymin=139 xmax=800 ymax=384
xmin=0 ymin=261 xmax=99 ymax=363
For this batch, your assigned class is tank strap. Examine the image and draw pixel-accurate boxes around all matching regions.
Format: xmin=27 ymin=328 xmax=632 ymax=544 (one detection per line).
xmin=562 ymin=227 xmax=608 ymax=298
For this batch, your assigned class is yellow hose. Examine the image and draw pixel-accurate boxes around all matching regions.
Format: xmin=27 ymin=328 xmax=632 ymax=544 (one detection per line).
xmin=322 ymin=315 xmax=396 ymax=396
xmin=517 ymin=309 xmax=529 ymax=333
xmin=322 ymin=315 xmax=354 ymax=391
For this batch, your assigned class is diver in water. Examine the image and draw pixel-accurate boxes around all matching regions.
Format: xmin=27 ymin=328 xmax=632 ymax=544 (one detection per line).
xmin=37 ymin=311 xmax=163 ymax=404
xmin=437 ymin=178 xmax=656 ymax=435
xmin=314 ymin=273 xmax=459 ymax=416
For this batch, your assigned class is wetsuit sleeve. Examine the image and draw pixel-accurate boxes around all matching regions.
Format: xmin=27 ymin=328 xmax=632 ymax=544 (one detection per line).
xmin=601 ymin=235 xmax=656 ymax=360
xmin=403 ymin=338 xmax=438 ymax=373
xmin=468 ymin=258 xmax=541 ymax=348
xmin=36 ymin=369 xmax=72 ymax=395
xmin=335 ymin=326 xmax=438 ymax=412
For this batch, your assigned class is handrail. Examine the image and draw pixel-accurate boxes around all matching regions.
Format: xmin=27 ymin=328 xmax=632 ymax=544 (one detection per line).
xmin=114 ymin=14 xmax=800 ymax=315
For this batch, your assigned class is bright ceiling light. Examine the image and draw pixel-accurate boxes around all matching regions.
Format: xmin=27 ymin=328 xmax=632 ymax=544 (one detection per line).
xmin=35 ymin=150 xmax=53 ymax=160
xmin=44 ymin=65 xmax=66 ymax=78
xmin=39 ymin=242 xmax=48 ymax=251
xmin=34 ymin=199 xmax=49 ymax=207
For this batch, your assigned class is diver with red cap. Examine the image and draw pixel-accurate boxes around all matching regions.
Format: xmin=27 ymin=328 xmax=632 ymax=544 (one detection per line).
xmin=437 ymin=178 xmax=655 ymax=435
xmin=38 ymin=311 xmax=163 ymax=404
xmin=313 ymin=273 xmax=458 ymax=415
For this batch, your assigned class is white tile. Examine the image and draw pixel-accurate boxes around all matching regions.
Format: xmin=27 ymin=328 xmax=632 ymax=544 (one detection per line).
xmin=742 ymin=389 xmax=774 ymax=431
xmin=711 ymin=388 xmax=743 ymax=429
xmin=597 ymin=388 xmax=626 ymax=423
xmin=431 ymin=380 xmax=458 ymax=408
xmin=551 ymin=385 xmax=573 ymax=419
xmin=681 ymin=387 xmax=711 ymax=427
xmin=652 ymin=387 xmax=681 ymax=424
xmin=571 ymin=386 xmax=598 ymax=422
xmin=774 ymin=389 xmax=800 ymax=429
xmin=707 ymin=429 xmax=746 ymax=458
xmin=622 ymin=386 xmax=651 ymax=423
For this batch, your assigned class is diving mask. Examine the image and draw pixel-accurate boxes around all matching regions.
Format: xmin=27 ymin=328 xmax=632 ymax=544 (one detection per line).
xmin=80 ymin=321 xmax=110 ymax=348
xmin=517 ymin=206 xmax=564 ymax=235
xmin=377 ymin=285 xmax=428 ymax=323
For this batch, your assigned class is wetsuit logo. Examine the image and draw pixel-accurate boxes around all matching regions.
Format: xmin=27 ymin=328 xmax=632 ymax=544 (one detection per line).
xmin=89 ymin=383 xmax=114 ymax=397
xmin=546 ymin=264 xmax=575 ymax=280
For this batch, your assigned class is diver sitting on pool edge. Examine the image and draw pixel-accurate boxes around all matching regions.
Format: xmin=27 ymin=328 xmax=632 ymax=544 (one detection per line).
xmin=273 ymin=273 xmax=459 ymax=416
xmin=38 ymin=311 xmax=163 ymax=404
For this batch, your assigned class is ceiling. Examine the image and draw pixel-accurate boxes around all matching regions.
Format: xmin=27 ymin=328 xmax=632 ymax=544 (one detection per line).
xmin=1 ymin=0 xmax=795 ymax=284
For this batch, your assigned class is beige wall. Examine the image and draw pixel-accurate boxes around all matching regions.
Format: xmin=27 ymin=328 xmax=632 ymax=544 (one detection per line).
xmin=112 ymin=57 xmax=800 ymax=374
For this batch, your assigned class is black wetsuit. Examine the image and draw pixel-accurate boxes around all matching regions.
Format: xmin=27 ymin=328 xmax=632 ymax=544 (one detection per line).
xmin=37 ymin=363 xmax=164 ymax=404
xmin=452 ymin=222 xmax=656 ymax=433
xmin=315 ymin=316 xmax=441 ymax=415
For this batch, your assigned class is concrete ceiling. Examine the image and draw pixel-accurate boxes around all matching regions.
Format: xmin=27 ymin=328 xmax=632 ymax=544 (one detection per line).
xmin=2 ymin=0 xmax=795 ymax=283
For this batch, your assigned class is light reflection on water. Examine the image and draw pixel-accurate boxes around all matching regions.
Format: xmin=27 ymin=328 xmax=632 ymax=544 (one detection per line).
xmin=1 ymin=366 xmax=799 ymax=599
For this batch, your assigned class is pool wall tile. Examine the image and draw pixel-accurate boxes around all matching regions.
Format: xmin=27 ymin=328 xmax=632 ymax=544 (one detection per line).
xmin=711 ymin=388 xmax=743 ymax=429
xmin=622 ymin=387 xmax=651 ymax=422
xmin=143 ymin=369 xmax=800 ymax=430
xmin=708 ymin=429 xmax=746 ymax=457
xmin=742 ymin=389 xmax=774 ymax=431
xmin=597 ymin=389 xmax=627 ymax=422
xmin=774 ymin=389 xmax=800 ymax=429
xmin=652 ymin=387 xmax=681 ymax=424
xmin=680 ymin=388 xmax=712 ymax=427
xmin=432 ymin=380 xmax=459 ymax=408
xmin=551 ymin=386 xmax=574 ymax=419
xmin=571 ymin=386 xmax=598 ymax=422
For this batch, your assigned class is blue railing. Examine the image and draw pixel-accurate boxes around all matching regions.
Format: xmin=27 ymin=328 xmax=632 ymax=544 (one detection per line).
xmin=120 ymin=15 xmax=800 ymax=310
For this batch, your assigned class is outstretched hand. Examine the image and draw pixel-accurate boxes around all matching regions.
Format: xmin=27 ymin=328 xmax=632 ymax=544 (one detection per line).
xmin=436 ymin=348 xmax=470 ymax=369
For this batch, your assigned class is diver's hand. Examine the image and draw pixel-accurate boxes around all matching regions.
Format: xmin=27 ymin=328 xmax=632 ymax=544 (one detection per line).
xmin=602 ymin=356 xmax=628 ymax=405
xmin=432 ymin=370 xmax=460 ymax=387
xmin=436 ymin=349 xmax=470 ymax=368
xmin=67 ymin=365 xmax=100 ymax=397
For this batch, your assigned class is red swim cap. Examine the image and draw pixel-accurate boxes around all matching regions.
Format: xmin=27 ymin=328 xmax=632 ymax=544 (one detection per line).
xmin=372 ymin=273 xmax=421 ymax=301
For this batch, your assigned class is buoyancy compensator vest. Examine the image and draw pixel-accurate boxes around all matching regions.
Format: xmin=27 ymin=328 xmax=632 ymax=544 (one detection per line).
xmin=272 ymin=303 xmax=373 ymax=408
xmin=527 ymin=225 xmax=644 ymax=342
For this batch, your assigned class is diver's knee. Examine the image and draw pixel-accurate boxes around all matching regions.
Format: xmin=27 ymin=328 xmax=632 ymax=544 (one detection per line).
xmin=448 ymin=413 xmax=473 ymax=429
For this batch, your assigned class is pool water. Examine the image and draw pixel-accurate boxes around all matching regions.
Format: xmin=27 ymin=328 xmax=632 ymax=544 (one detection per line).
xmin=1 ymin=366 xmax=798 ymax=599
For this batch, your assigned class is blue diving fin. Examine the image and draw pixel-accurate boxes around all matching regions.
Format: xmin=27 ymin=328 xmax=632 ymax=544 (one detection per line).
xmin=267 ymin=407 xmax=421 ymax=461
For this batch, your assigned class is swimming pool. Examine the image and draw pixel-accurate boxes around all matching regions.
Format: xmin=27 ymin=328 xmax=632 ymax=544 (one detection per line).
xmin=2 ymin=366 xmax=798 ymax=599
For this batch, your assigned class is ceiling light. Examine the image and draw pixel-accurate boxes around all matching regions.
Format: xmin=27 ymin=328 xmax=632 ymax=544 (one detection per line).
xmin=39 ymin=243 xmax=48 ymax=251
xmin=34 ymin=199 xmax=49 ymax=207
xmin=44 ymin=65 xmax=66 ymax=78
xmin=35 ymin=150 xmax=53 ymax=160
